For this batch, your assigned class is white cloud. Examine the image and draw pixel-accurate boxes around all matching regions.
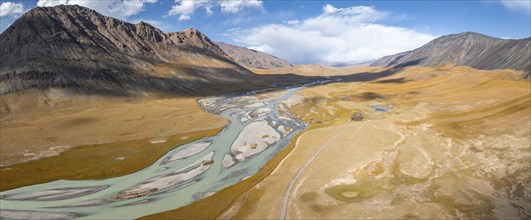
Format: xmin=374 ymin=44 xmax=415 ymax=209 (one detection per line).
xmin=322 ymin=4 xmax=337 ymax=14
xmin=231 ymin=4 xmax=434 ymax=64
xmin=219 ymin=0 xmax=262 ymax=13
xmin=286 ymin=19 xmax=299 ymax=25
xmin=499 ymin=0 xmax=531 ymax=13
xmin=168 ymin=0 xmax=263 ymax=20
xmin=36 ymin=0 xmax=67 ymax=6
xmin=0 ymin=2 xmax=25 ymax=17
xmin=248 ymin=44 xmax=271 ymax=52
xmin=227 ymin=27 xmax=242 ymax=32
xmin=168 ymin=0 xmax=210 ymax=20
xmin=36 ymin=0 xmax=158 ymax=20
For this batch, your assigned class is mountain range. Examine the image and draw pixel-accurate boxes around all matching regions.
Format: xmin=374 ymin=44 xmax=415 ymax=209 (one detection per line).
xmin=0 ymin=5 xmax=275 ymax=96
xmin=371 ymin=32 xmax=530 ymax=77
xmin=1 ymin=5 xmax=529 ymax=98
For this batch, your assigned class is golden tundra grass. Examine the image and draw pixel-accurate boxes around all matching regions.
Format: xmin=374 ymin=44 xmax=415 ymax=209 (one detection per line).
xmin=142 ymin=66 xmax=530 ymax=219
xmin=0 ymin=97 xmax=227 ymax=191
xmin=0 ymin=128 xmax=222 ymax=191
xmin=228 ymin=66 xmax=530 ymax=219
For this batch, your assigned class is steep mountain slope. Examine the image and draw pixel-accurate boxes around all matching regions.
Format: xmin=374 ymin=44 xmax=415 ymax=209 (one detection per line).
xmin=216 ymin=42 xmax=292 ymax=69
xmin=371 ymin=32 xmax=530 ymax=76
xmin=0 ymin=5 xmax=255 ymax=95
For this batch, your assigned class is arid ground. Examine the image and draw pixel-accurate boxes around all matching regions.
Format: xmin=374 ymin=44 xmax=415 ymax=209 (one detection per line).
xmin=145 ymin=65 xmax=530 ymax=219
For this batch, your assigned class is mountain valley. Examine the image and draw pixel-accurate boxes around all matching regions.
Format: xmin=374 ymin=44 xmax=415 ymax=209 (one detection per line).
xmin=0 ymin=3 xmax=529 ymax=220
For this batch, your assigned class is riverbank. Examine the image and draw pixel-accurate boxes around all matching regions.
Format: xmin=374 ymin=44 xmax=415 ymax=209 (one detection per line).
xmin=143 ymin=66 xmax=529 ymax=219
xmin=0 ymin=96 xmax=228 ymax=191
xmin=0 ymin=85 xmax=308 ymax=219
xmin=0 ymin=128 xmax=223 ymax=192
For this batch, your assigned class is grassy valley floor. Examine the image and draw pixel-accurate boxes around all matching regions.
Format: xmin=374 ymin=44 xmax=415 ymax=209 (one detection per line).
xmin=0 ymin=95 xmax=227 ymax=191
xmin=229 ymin=66 xmax=531 ymax=219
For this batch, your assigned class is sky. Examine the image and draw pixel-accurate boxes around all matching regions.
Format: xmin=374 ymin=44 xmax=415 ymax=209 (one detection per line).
xmin=0 ymin=0 xmax=530 ymax=64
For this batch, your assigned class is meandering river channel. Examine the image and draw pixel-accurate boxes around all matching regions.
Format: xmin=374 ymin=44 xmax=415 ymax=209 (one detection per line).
xmin=0 ymin=82 xmax=330 ymax=219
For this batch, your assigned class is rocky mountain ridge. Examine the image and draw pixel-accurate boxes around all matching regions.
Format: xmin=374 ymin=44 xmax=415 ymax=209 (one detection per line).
xmin=371 ymin=32 xmax=531 ymax=77
xmin=0 ymin=5 xmax=254 ymax=95
xmin=216 ymin=42 xmax=292 ymax=69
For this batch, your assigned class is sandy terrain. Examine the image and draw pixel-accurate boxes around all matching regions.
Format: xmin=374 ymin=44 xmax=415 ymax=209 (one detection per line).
xmin=231 ymin=120 xmax=281 ymax=161
xmin=164 ymin=141 xmax=212 ymax=163
xmin=112 ymin=152 xmax=216 ymax=201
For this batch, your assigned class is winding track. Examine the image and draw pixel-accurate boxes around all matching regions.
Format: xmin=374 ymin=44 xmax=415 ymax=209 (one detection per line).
xmin=279 ymin=122 xmax=360 ymax=219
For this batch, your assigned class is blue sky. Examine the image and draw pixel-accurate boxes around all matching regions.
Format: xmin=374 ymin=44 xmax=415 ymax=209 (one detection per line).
xmin=1 ymin=0 xmax=530 ymax=64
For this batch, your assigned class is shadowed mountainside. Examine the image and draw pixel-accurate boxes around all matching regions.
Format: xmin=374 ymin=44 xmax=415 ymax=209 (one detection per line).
xmin=0 ymin=5 xmax=263 ymax=95
xmin=216 ymin=42 xmax=292 ymax=69
xmin=371 ymin=32 xmax=531 ymax=77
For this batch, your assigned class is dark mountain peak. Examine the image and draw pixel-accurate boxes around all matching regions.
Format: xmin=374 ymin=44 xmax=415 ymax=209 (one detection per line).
xmin=136 ymin=20 xmax=148 ymax=25
xmin=457 ymin=31 xmax=486 ymax=37
xmin=4 ymin=4 xmax=126 ymax=37
xmin=21 ymin=4 xmax=100 ymax=21
xmin=10 ymin=5 xmax=175 ymax=44
xmin=1 ymin=4 xmax=225 ymax=57
xmin=425 ymin=32 xmax=499 ymax=47
xmin=25 ymin=4 xmax=89 ymax=13
xmin=134 ymin=21 xmax=159 ymax=31
xmin=443 ymin=31 xmax=499 ymax=40
xmin=181 ymin=28 xmax=211 ymax=42
xmin=135 ymin=21 xmax=152 ymax=28
xmin=166 ymin=28 xmax=226 ymax=56
xmin=184 ymin=27 xmax=198 ymax=32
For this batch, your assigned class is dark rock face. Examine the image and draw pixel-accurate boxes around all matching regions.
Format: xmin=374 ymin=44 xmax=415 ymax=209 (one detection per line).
xmin=216 ymin=42 xmax=292 ymax=69
xmin=0 ymin=5 xmax=252 ymax=95
xmin=371 ymin=32 xmax=531 ymax=76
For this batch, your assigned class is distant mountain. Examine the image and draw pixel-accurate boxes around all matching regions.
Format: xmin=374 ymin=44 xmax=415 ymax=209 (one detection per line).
xmin=216 ymin=42 xmax=292 ymax=69
xmin=371 ymin=32 xmax=531 ymax=76
xmin=0 ymin=5 xmax=257 ymax=95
